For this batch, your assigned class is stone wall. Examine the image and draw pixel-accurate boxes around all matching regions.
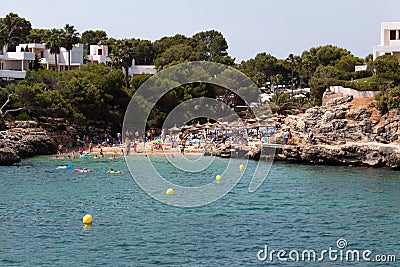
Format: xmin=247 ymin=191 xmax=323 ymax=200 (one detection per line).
xmin=322 ymin=86 xmax=379 ymax=105
xmin=328 ymin=86 xmax=379 ymax=98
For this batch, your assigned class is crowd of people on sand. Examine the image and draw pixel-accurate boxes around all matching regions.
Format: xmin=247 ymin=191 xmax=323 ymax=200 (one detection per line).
xmin=55 ymin=132 xmax=126 ymax=159
xmin=122 ymin=123 xmax=314 ymax=155
xmin=54 ymin=122 xmax=316 ymax=160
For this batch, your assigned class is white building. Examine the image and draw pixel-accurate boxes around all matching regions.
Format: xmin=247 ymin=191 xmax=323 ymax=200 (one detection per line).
xmin=0 ymin=45 xmax=35 ymax=80
xmin=373 ymin=22 xmax=400 ymax=61
xmin=19 ymin=43 xmax=84 ymax=71
xmin=87 ymin=44 xmax=156 ymax=76
xmin=1 ymin=43 xmax=155 ymax=81
xmin=129 ymin=59 xmax=157 ymax=76
xmin=86 ymin=45 xmax=111 ymax=64
xmin=355 ymin=65 xmax=368 ymax=72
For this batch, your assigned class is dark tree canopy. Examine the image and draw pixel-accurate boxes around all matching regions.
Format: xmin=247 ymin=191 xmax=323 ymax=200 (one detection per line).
xmin=0 ymin=12 xmax=32 ymax=51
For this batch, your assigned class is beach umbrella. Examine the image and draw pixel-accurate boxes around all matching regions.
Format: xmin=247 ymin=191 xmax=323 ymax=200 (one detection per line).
xmin=169 ymin=125 xmax=180 ymax=132
xmin=205 ymin=120 xmax=214 ymax=127
xmin=247 ymin=118 xmax=257 ymax=123
xmin=189 ymin=126 xmax=200 ymax=132
xmin=259 ymin=114 xmax=270 ymax=120
xmin=189 ymin=138 xmax=202 ymax=143
xmin=153 ymin=139 xmax=162 ymax=143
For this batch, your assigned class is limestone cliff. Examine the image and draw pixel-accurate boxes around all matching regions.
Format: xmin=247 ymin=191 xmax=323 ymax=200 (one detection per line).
xmin=279 ymin=94 xmax=400 ymax=169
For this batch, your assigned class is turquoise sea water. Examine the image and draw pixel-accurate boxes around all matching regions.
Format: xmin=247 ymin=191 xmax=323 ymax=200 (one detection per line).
xmin=0 ymin=155 xmax=399 ymax=266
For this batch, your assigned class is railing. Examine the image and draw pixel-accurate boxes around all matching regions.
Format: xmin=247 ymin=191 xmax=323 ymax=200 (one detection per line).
xmin=2 ymin=52 xmax=35 ymax=60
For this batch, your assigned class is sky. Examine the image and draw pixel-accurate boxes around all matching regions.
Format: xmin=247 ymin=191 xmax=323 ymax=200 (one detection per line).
xmin=2 ymin=0 xmax=400 ymax=63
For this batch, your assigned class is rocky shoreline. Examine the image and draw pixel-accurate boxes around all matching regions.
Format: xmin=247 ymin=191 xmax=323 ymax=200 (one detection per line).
xmin=208 ymin=94 xmax=400 ymax=170
xmin=1 ymin=94 xmax=399 ymax=169
xmin=0 ymin=119 xmax=74 ymax=165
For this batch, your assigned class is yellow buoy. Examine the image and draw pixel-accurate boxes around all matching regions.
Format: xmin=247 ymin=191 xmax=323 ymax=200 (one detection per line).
xmin=166 ymin=188 xmax=174 ymax=195
xmin=239 ymin=165 xmax=245 ymax=171
xmin=215 ymin=175 xmax=222 ymax=183
xmin=82 ymin=214 xmax=93 ymax=224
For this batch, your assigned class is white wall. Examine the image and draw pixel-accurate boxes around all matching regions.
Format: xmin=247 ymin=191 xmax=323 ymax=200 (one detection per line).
xmin=329 ymin=86 xmax=379 ymax=98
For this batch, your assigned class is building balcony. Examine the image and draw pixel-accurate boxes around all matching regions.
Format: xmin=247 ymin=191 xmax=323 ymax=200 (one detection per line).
xmin=87 ymin=54 xmax=111 ymax=64
xmin=374 ymin=44 xmax=400 ymax=53
xmin=1 ymin=52 xmax=35 ymax=61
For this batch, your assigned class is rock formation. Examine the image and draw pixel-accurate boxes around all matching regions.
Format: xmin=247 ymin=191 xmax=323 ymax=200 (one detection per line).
xmin=279 ymin=94 xmax=400 ymax=169
xmin=0 ymin=119 xmax=75 ymax=165
xmin=0 ymin=147 xmax=20 ymax=165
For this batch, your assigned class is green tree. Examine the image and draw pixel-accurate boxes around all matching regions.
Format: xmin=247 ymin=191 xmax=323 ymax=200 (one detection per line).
xmin=301 ymin=50 xmax=319 ymax=82
xmin=268 ymin=91 xmax=295 ymax=115
xmin=335 ymin=55 xmax=363 ymax=73
xmin=313 ymin=44 xmax=351 ymax=66
xmin=313 ymin=65 xmax=341 ymax=79
xmin=26 ymin=28 xmax=50 ymax=43
xmin=81 ymin=29 xmax=108 ymax=55
xmin=108 ymin=39 xmax=135 ymax=88
xmin=132 ymin=39 xmax=155 ymax=65
xmin=0 ymin=13 xmax=32 ymax=52
xmin=45 ymin=29 xmax=64 ymax=71
xmin=374 ymin=55 xmax=400 ymax=78
xmin=81 ymin=29 xmax=107 ymax=45
xmin=192 ymin=30 xmax=230 ymax=62
xmin=130 ymin=74 xmax=152 ymax=94
xmin=376 ymin=86 xmax=400 ymax=113
xmin=154 ymin=43 xmax=199 ymax=69
xmin=286 ymin=53 xmax=301 ymax=91
xmin=153 ymin=34 xmax=189 ymax=55
xmin=63 ymin=24 xmax=80 ymax=70
xmin=239 ymin=52 xmax=280 ymax=87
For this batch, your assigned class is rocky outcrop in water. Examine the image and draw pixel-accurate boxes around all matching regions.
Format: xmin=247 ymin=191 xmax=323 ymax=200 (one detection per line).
xmin=0 ymin=147 xmax=20 ymax=165
xmin=0 ymin=119 xmax=75 ymax=165
xmin=275 ymin=143 xmax=400 ymax=169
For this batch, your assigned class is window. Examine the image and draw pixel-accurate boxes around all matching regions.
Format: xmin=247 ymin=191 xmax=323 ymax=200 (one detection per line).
xmin=390 ymin=30 xmax=396 ymax=40
xmin=40 ymin=51 xmax=44 ymax=58
xmin=98 ymin=49 xmax=102 ymax=55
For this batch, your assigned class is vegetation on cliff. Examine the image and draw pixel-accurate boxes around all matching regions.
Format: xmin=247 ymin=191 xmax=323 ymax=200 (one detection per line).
xmin=1 ymin=12 xmax=400 ymax=130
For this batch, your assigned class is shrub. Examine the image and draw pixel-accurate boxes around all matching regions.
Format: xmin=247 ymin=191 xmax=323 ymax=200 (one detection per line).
xmin=376 ymin=86 xmax=400 ymax=114
xmin=15 ymin=112 xmax=31 ymax=121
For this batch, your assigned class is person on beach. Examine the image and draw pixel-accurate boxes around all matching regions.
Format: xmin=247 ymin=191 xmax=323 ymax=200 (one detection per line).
xmin=126 ymin=142 xmax=131 ymax=155
xmin=283 ymin=129 xmax=289 ymax=145
xmin=308 ymin=129 xmax=314 ymax=143
xmin=57 ymin=144 xmax=63 ymax=155
xmin=117 ymin=133 xmax=122 ymax=145
xmin=287 ymin=129 xmax=292 ymax=144
xmin=89 ymin=142 xmax=93 ymax=153
xmin=133 ymin=141 xmax=137 ymax=153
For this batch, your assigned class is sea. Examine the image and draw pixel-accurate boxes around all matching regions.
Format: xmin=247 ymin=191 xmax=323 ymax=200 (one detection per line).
xmin=0 ymin=154 xmax=399 ymax=266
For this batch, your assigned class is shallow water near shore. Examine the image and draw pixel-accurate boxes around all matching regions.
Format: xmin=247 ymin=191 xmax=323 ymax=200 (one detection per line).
xmin=0 ymin=155 xmax=399 ymax=266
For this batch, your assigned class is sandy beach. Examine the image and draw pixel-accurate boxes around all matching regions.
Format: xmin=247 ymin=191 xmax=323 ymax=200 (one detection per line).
xmin=75 ymin=142 xmax=205 ymax=156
